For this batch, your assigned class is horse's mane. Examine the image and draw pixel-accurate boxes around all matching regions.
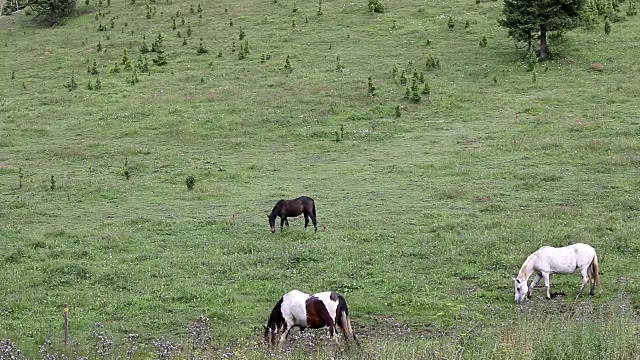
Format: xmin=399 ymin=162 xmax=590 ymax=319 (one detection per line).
xmin=517 ymin=252 xmax=537 ymax=281
xmin=265 ymin=297 xmax=285 ymax=332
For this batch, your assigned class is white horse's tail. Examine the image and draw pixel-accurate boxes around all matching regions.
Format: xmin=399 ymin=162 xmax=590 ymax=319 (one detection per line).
xmin=591 ymin=253 xmax=602 ymax=289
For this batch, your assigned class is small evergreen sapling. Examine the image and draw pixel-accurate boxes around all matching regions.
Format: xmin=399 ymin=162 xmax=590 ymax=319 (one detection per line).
xmin=186 ymin=175 xmax=195 ymax=190
xmin=422 ymin=81 xmax=430 ymax=98
xmin=394 ymin=105 xmax=401 ymax=117
xmin=479 ymin=36 xmax=488 ymax=47
xmin=64 ymin=72 xmax=78 ymax=91
xmin=88 ymin=60 xmax=99 ymax=75
xmin=197 ymin=38 xmax=208 ymax=54
xmin=400 ymin=70 xmax=407 ymax=85
xmin=123 ymin=158 xmax=130 ymax=180
xmin=336 ymin=56 xmax=344 ymax=71
xmin=317 ymin=0 xmax=323 ymax=15
xmin=284 ymin=55 xmax=293 ymax=72
xmin=448 ymin=16 xmax=455 ymax=29
xmin=122 ymin=49 xmax=132 ymax=70
xmin=367 ymin=76 xmax=377 ymax=97
xmin=392 ymin=64 xmax=398 ymax=79
xmin=410 ymin=79 xmax=421 ymax=103
xmin=140 ymin=41 xmax=150 ymax=53
xmin=604 ymin=17 xmax=611 ymax=34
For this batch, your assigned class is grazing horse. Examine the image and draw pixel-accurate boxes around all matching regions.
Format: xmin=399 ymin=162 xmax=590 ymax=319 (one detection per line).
xmin=264 ymin=290 xmax=358 ymax=346
xmin=267 ymin=196 xmax=317 ymax=233
xmin=513 ymin=243 xmax=601 ymax=304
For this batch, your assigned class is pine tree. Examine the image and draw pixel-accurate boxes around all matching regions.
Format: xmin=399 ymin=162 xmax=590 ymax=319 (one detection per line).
xmin=284 ymin=55 xmax=293 ymax=72
xmin=410 ymin=79 xmax=421 ymax=103
xmin=500 ymin=0 xmax=586 ymax=60
xmin=28 ymin=0 xmax=76 ymax=25
xmin=197 ymin=38 xmax=208 ymax=54
xmin=628 ymin=0 xmax=637 ymax=16
xmin=367 ymin=76 xmax=377 ymax=97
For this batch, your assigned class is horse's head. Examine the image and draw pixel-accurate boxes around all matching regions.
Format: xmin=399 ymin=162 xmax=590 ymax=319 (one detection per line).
xmin=267 ymin=214 xmax=276 ymax=233
xmin=513 ymin=277 xmax=529 ymax=304
xmin=263 ymin=325 xmax=276 ymax=344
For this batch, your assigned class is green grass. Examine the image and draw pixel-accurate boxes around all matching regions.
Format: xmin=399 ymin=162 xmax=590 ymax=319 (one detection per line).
xmin=2 ymin=0 xmax=640 ymax=358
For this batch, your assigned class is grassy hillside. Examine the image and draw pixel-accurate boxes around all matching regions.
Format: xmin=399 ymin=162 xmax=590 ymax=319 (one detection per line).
xmin=2 ymin=0 xmax=640 ymax=358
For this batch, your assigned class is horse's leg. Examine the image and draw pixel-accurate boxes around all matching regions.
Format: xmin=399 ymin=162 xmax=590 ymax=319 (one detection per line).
xmin=303 ymin=213 xmax=309 ymax=230
xmin=576 ymin=268 xmax=590 ymax=300
xmin=543 ymin=272 xmax=551 ymax=299
xmin=284 ymin=218 xmax=289 ymax=227
xmin=280 ymin=217 xmax=286 ymax=231
xmin=278 ymin=324 xmax=290 ymax=343
xmin=311 ymin=211 xmax=317 ymax=232
xmin=528 ymin=273 xmax=542 ymax=298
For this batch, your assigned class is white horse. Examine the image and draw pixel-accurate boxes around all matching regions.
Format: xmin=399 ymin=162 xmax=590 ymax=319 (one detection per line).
xmin=264 ymin=290 xmax=358 ymax=345
xmin=513 ymin=243 xmax=601 ymax=304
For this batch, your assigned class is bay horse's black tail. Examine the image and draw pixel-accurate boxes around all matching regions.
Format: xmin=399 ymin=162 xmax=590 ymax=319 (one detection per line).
xmin=312 ymin=201 xmax=317 ymax=232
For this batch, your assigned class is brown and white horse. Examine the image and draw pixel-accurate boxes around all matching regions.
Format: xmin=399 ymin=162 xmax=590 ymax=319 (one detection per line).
xmin=264 ymin=290 xmax=358 ymax=345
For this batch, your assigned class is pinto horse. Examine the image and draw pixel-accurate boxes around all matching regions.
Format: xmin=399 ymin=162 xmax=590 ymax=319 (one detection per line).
xmin=513 ymin=243 xmax=601 ymax=304
xmin=267 ymin=196 xmax=317 ymax=233
xmin=264 ymin=290 xmax=358 ymax=345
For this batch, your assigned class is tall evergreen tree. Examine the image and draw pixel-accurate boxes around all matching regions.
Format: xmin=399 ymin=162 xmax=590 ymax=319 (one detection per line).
xmin=28 ymin=0 xmax=76 ymax=25
xmin=500 ymin=0 xmax=585 ymax=60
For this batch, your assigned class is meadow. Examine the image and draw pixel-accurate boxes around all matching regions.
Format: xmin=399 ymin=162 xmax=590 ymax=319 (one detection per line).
xmin=1 ymin=0 xmax=640 ymax=358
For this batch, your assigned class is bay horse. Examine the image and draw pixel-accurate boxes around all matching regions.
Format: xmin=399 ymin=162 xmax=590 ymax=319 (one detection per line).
xmin=267 ymin=196 xmax=317 ymax=233
xmin=264 ymin=290 xmax=358 ymax=346
xmin=513 ymin=243 xmax=601 ymax=304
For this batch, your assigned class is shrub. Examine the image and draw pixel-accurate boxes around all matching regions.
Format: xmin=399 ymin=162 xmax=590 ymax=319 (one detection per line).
xmin=367 ymin=76 xmax=377 ymax=97
xmin=186 ymin=176 xmax=195 ymax=190
xmin=368 ymin=0 xmax=384 ymax=13
xmin=425 ymin=54 xmax=441 ymax=70
xmin=479 ymin=36 xmax=488 ymax=47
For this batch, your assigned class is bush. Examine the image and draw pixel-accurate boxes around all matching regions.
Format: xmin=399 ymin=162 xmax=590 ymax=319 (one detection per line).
xmin=368 ymin=0 xmax=384 ymax=13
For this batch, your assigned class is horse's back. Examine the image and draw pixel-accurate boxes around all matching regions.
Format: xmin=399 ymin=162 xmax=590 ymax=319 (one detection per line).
xmin=534 ymin=243 xmax=597 ymax=273
xmin=536 ymin=243 xmax=596 ymax=256
xmin=295 ymin=196 xmax=315 ymax=204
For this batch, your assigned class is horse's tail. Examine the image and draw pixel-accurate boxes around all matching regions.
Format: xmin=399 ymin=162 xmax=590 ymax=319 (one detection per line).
xmin=591 ymin=253 xmax=602 ymax=289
